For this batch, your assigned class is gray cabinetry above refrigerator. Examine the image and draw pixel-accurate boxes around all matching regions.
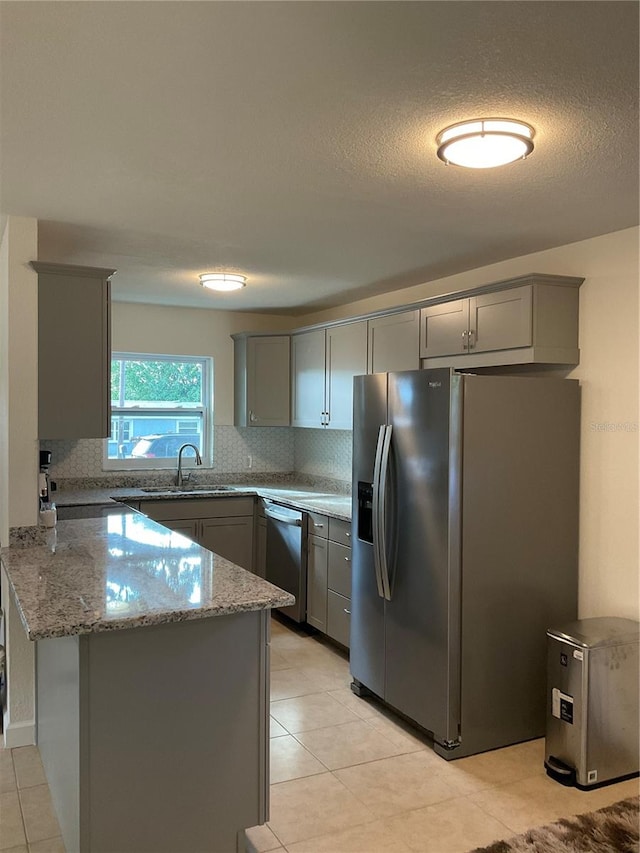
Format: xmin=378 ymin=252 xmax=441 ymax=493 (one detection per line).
xmin=419 ymin=274 xmax=582 ymax=368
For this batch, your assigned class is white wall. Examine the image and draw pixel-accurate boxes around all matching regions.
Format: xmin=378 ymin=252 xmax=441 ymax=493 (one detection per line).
xmin=299 ymin=227 xmax=640 ymax=622
xmin=0 ymin=216 xmax=39 ymax=746
xmin=112 ymin=302 xmax=294 ymax=425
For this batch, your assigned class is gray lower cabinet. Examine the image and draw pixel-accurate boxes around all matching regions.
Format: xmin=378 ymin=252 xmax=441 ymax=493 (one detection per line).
xmin=32 ymin=261 xmax=115 ymax=439
xmin=307 ymin=534 xmax=328 ymax=632
xmin=327 ymin=591 xmax=351 ymax=648
xmin=306 ymin=513 xmax=352 ymax=647
xmin=37 ymin=610 xmax=270 ymax=853
xmin=140 ymin=498 xmax=255 ymax=571
xmin=200 ymin=517 xmax=254 ymax=569
xmin=166 ymin=520 xmax=199 ymax=540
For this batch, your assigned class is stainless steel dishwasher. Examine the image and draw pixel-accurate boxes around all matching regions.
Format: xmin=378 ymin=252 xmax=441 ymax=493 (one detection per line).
xmin=264 ymin=501 xmax=306 ymax=623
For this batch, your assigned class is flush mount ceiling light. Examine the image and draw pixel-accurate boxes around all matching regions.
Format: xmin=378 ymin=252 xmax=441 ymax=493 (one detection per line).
xmin=199 ymin=273 xmax=247 ymax=292
xmin=436 ymin=118 xmax=535 ymax=169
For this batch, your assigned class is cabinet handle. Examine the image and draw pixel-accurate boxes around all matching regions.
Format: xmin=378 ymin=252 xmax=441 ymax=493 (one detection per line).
xmin=468 ymin=329 xmax=475 ymax=350
xmin=344 ymin=608 xmax=351 ymax=615
xmin=249 ymin=410 xmax=258 ymax=422
xmin=314 ymin=522 xmax=324 ymax=529
xmin=344 ymin=556 xmax=351 ymax=562
xmin=461 ymin=329 xmax=468 ymax=350
xmin=345 ymin=531 xmax=351 ymax=538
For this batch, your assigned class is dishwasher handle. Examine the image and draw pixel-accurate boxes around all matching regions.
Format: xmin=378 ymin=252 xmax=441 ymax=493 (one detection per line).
xmin=264 ymin=505 xmax=303 ymax=526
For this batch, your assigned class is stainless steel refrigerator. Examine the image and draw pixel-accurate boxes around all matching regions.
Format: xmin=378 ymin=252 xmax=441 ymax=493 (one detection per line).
xmin=351 ymin=368 xmax=580 ymax=759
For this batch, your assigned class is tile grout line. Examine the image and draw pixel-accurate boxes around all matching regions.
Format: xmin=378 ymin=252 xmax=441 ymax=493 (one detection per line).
xmin=10 ymin=748 xmax=29 ymax=847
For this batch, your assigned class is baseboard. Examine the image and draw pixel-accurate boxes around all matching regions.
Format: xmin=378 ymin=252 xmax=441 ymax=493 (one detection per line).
xmin=3 ymin=715 xmax=36 ymax=748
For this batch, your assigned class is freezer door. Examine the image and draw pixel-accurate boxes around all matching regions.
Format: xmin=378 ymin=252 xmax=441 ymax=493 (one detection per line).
xmin=350 ymin=373 xmax=387 ymax=697
xmin=384 ymin=368 xmax=461 ymax=746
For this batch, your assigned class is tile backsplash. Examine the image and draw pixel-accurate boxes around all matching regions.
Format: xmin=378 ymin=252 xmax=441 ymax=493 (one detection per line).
xmin=41 ymin=427 xmax=352 ymax=484
xmin=294 ymin=429 xmax=352 ymax=482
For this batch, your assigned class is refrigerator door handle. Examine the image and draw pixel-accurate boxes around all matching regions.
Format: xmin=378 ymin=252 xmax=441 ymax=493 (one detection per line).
xmin=379 ymin=424 xmax=393 ymax=601
xmin=372 ymin=424 xmax=386 ymax=598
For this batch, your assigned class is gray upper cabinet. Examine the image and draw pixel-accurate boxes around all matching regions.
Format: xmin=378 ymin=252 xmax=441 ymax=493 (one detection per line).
xmin=325 ymin=321 xmax=367 ymax=429
xmin=32 ymin=261 xmax=115 ymax=439
xmin=291 ymin=329 xmax=326 ymax=428
xmin=470 ymin=286 xmax=533 ymax=353
xmin=420 ymin=298 xmax=471 ymax=359
xmin=237 ymin=273 xmax=583 ymax=406
xmin=233 ymin=334 xmax=290 ymax=427
xmin=292 ymin=322 xmax=367 ymax=429
xmin=367 ymin=310 xmax=420 ymax=373
xmin=420 ymin=275 xmax=582 ymax=368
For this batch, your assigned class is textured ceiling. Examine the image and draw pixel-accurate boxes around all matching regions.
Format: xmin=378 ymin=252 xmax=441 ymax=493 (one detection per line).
xmin=1 ymin=1 xmax=638 ymax=315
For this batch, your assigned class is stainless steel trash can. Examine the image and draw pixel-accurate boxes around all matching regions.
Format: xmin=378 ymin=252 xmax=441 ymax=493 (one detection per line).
xmin=545 ymin=617 xmax=639 ymax=788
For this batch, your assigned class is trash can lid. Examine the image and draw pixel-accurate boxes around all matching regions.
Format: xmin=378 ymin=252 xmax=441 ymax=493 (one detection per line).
xmin=547 ymin=617 xmax=640 ymax=648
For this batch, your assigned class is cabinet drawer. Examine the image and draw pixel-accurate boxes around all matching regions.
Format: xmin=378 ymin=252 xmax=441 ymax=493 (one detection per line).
xmin=307 ymin=512 xmax=329 ymax=539
xmin=141 ymin=497 xmax=255 ymax=521
xmin=328 ymin=517 xmax=352 ymax=546
xmin=327 ymin=541 xmax=351 ymax=598
xmin=327 ymin=590 xmax=351 ymax=649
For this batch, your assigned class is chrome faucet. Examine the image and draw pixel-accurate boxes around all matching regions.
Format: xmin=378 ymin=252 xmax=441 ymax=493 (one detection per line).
xmin=176 ymin=443 xmax=203 ymax=487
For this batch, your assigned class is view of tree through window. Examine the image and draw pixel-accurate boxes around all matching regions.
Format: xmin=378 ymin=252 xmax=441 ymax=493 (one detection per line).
xmin=111 ymin=359 xmax=202 ymax=406
xmin=106 ymin=354 xmax=211 ymax=464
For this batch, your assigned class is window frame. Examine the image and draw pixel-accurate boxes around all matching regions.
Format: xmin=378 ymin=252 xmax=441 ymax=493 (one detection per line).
xmin=103 ymin=352 xmax=213 ymax=471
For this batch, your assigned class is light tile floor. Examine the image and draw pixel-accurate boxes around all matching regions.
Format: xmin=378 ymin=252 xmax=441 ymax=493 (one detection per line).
xmin=0 ymin=742 xmax=64 ymax=852
xmin=1 ymin=615 xmax=637 ymax=853
xmin=247 ymin=615 xmax=639 ymax=853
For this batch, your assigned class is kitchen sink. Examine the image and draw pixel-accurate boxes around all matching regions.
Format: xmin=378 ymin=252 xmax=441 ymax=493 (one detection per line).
xmin=141 ymin=485 xmax=235 ymax=493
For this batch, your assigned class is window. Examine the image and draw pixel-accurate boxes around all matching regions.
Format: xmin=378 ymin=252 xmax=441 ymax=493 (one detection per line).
xmin=104 ymin=353 xmax=212 ymax=469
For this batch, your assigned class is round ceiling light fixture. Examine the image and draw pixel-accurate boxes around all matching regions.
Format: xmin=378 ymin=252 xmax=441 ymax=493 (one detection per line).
xmin=199 ymin=273 xmax=247 ymax=292
xmin=436 ymin=118 xmax=535 ymax=169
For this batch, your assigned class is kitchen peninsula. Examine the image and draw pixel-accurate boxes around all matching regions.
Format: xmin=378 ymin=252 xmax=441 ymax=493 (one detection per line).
xmin=1 ymin=512 xmax=294 ymax=853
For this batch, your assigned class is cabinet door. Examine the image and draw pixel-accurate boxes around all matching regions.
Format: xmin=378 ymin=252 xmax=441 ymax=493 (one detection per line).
xmin=307 ymin=534 xmax=328 ymax=632
xmin=326 ymin=321 xmax=367 ymax=430
xmin=200 ymin=517 xmax=254 ymax=571
xmin=419 ymin=299 xmax=470 ymax=358
xmin=247 ymin=336 xmax=290 ymax=426
xmin=469 ymin=286 xmax=533 ymax=353
xmin=34 ymin=262 xmax=114 ymax=439
xmin=157 ymin=519 xmax=199 ymax=541
xmin=368 ymin=311 xmax=420 ymax=374
xmin=291 ymin=330 xmax=326 ymax=428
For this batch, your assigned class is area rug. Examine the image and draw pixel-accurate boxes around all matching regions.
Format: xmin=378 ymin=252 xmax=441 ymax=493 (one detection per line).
xmin=469 ymin=796 xmax=639 ymax=853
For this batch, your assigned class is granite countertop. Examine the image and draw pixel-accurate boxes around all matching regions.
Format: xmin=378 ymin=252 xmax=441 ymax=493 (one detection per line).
xmin=1 ymin=514 xmax=295 ymax=641
xmin=54 ymin=483 xmax=352 ymax=522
